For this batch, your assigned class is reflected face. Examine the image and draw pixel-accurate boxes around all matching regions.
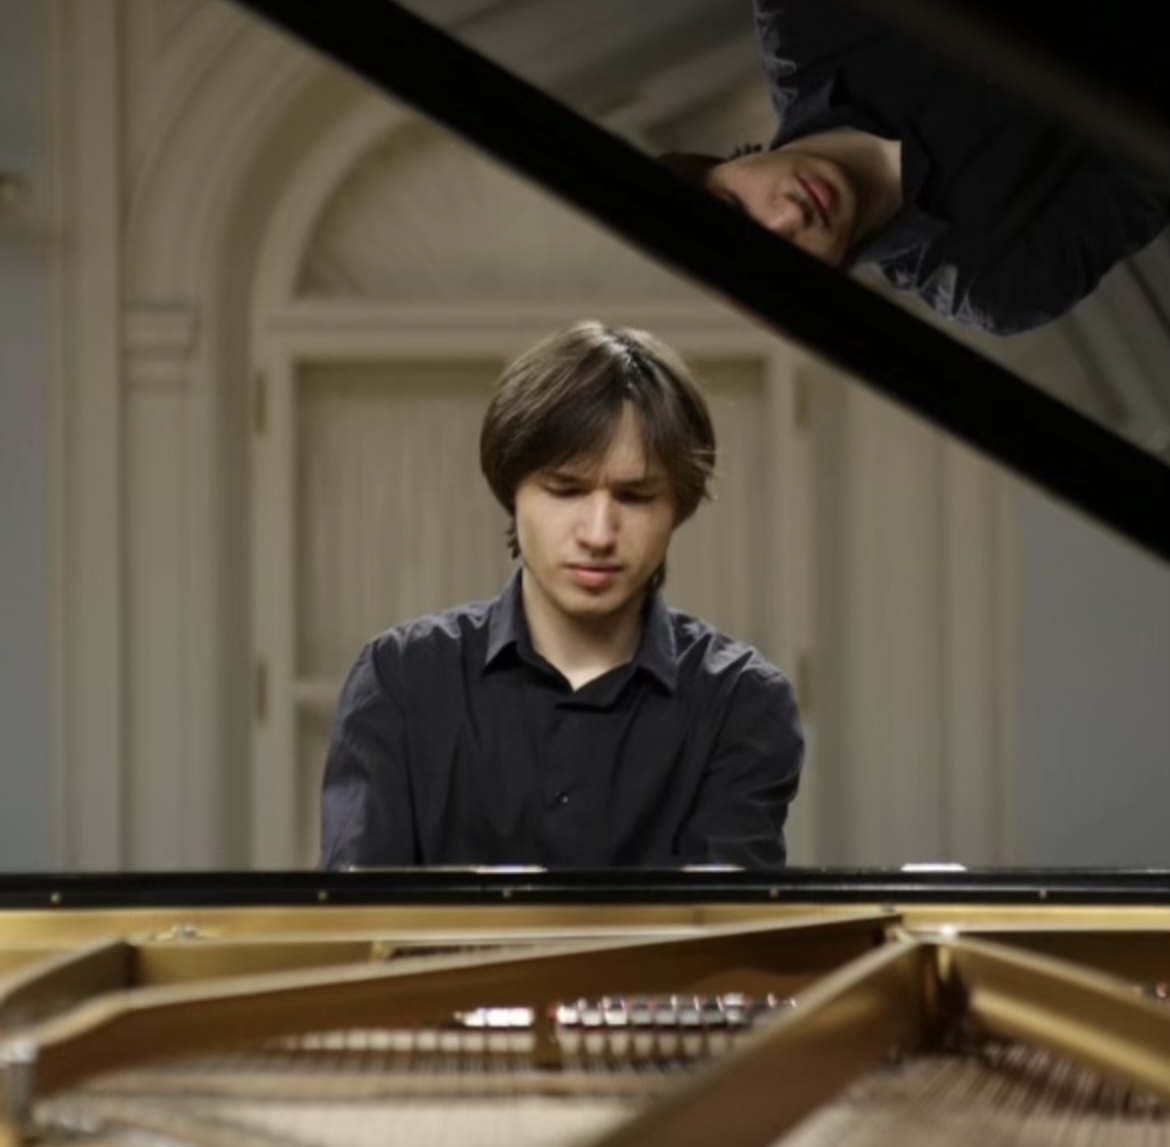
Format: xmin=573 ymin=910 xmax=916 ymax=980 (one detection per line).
xmin=514 ymin=404 xmax=677 ymax=623
xmin=704 ymin=146 xmax=860 ymax=265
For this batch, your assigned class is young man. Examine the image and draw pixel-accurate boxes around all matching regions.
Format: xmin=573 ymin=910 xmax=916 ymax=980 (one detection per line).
xmin=319 ymin=321 xmax=804 ymax=870
xmin=665 ymin=0 xmax=1169 ymax=335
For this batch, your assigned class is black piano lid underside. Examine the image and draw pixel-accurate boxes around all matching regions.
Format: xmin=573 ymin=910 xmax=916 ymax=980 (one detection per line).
xmin=852 ymin=0 xmax=1170 ymax=177
xmin=232 ymin=0 xmax=1169 ymax=562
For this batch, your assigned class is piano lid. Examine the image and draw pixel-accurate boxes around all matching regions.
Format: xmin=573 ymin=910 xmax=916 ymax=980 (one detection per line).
xmin=849 ymin=0 xmax=1169 ymax=178
xmin=232 ymin=0 xmax=1170 ymax=563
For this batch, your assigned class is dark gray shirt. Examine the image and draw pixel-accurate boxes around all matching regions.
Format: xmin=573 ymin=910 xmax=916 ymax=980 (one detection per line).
xmin=319 ymin=573 xmax=804 ymax=870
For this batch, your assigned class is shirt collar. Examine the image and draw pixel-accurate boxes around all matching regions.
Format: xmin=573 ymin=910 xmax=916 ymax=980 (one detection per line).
xmin=635 ymin=588 xmax=678 ymax=694
xmin=483 ymin=569 xmax=678 ymax=693
xmin=845 ymin=122 xmax=948 ymax=268
xmin=484 ymin=569 xmax=526 ymax=667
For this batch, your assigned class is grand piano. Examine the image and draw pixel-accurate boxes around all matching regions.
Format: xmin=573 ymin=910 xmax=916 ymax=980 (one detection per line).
xmin=1 ymin=1 xmax=1168 ymax=1143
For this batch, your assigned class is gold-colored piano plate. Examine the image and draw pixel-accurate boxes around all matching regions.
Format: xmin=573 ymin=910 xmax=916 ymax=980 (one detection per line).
xmin=0 ymin=897 xmax=1167 ymax=1147
xmin=948 ymin=938 xmax=1170 ymax=1099
xmin=1 ymin=900 xmax=1168 ymax=948
xmin=13 ymin=916 xmax=892 ymax=1103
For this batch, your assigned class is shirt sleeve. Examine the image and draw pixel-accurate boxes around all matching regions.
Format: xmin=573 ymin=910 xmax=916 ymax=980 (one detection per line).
xmin=675 ymin=669 xmax=805 ymax=869
xmin=912 ymin=161 xmax=1170 ymax=336
xmin=318 ymin=640 xmax=417 ymax=869
xmin=755 ymin=0 xmax=891 ymax=125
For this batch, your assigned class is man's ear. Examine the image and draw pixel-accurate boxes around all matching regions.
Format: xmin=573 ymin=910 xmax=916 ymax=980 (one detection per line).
xmin=658 ymin=151 xmax=723 ymax=189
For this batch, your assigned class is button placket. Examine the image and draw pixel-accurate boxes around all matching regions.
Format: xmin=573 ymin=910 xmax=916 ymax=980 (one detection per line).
xmin=546 ymin=703 xmax=582 ymax=810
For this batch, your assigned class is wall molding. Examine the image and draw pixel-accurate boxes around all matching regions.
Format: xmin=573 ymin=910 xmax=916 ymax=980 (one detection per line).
xmin=124 ymin=304 xmax=199 ymax=391
xmin=251 ymin=95 xmax=406 ymax=323
xmin=47 ymin=1 xmax=356 ymax=868
xmin=47 ymin=0 xmax=125 ymax=869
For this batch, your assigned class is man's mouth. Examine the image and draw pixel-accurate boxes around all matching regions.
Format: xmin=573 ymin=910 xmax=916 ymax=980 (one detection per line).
xmin=567 ymin=563 xmax=622 ymax=588
xmin=797 ymin=175 xmax=834 ymax=226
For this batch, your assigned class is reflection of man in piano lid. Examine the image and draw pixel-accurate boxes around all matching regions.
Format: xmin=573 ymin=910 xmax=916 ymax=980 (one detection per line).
xmin=664 ymin=0 xmax=1170 ymax=336
xmin=319 ymin=322 xmax=804 ymax=872
xmin=665 ymin=134 xmax=902 ymax=269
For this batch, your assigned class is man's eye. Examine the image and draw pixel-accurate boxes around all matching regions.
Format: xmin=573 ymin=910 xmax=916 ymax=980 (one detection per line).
xmin=545 ymin=484 xmax=581 ymax=498
xmin=618 ymin=491 xmax=654 ymax=504
xmin=718 ymin=192 xmax=746 ymax=216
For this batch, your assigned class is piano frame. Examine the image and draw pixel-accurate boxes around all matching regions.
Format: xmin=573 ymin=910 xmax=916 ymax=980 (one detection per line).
xmin=1 ymin=870 xmax=1168 ymax=1145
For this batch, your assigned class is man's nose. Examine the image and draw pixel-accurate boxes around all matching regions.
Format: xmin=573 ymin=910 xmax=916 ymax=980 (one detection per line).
xmin=764 ymin=196 xmax=806 ymax=241
xmin=576 ymin=493 xmax=618 ymax=548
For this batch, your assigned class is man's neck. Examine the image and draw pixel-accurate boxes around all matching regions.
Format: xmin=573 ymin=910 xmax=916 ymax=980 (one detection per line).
xmin=792 ymin=127 xmax=904 ymax=245
xmin=521 ymin=571 xmax=646 ymax=691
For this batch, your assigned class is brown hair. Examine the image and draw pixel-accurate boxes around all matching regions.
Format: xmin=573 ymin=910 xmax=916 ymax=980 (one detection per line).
xmin=480 ymin=321 xmax=717 ymax=559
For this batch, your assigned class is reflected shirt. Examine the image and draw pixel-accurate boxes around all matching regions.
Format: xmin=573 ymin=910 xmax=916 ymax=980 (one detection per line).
xmin=754 ymin=0 xmax=1170 ymax=334
xmin=319 ymin=572 xmax=804 ymax=870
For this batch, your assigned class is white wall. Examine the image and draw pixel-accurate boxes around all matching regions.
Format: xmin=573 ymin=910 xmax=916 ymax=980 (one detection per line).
xmin=0 ymin=0 xmax=52 ymax=869
xmin=1015 ymin=491 xmax=1170 ymax=866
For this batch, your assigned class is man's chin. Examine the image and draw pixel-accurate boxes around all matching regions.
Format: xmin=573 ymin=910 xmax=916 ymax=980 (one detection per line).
xmin=556 ymin=582 xmax=638 ymax=619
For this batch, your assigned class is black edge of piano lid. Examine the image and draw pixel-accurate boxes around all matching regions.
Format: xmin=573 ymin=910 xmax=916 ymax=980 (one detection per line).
xmin=233 ymin=0 xmax=1170 ymax=564
xmin=0 ymin=869 xmax=1168 ymax=910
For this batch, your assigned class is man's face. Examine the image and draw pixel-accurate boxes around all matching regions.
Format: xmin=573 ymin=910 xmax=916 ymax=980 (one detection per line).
xmin=704 ymin=145 xmax=860 ymax=265
xmin=514 ymin=403 xmax=677 ymax=624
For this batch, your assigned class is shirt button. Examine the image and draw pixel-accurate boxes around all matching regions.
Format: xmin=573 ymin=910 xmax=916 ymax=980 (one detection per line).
xmin=553 ymin=791 xmax=570 ymax=807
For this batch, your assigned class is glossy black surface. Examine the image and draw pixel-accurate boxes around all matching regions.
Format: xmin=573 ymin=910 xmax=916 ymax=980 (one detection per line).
xmin=1 ymin=869 xmax=1168 ymax=910
xmin=851 ymin=0 xmax=1169 ymax=174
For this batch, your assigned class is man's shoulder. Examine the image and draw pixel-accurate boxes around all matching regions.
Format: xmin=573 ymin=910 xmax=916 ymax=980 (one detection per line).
xmin=368 ymin=597 xmax=495 ymax=660
xmin=336 ymin=598 xmax=496 ymax=711
xmin=667 ymin=608 xmax=791 ymax=692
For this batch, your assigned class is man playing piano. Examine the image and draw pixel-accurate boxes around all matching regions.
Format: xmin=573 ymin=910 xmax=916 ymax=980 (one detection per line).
xmin=319 ymin=321 xmax=804 ymax=870
xmin=666 ymin=0 xmax=1169 ymax=335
